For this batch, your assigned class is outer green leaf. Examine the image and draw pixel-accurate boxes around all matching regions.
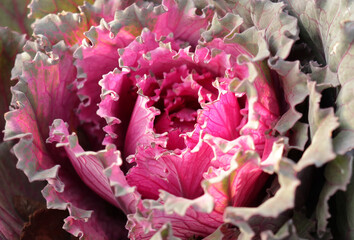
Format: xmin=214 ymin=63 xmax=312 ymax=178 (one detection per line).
xmin=107 ymin=2 xmax=165 ymax=37
xmin=0 ymin=27 xmax=26 ymax=140
xmin=316 ymin=154 xmax=353 ymax=236
xmin=225 ymin=27 xmax=270 ymax=62
xmin=335 ymin=81 xmax=354 ymax=154
xmin=33 ymin=12 xmax=90 ymax=47
xmin=251 ymin=0 xmax=299 ymax=59
xmin=271 ymin=60 xmax=309 ymax=134
xmin=201 ymin=13 xmax=243 ymax=42
xmin=296 ymin=81 xmax=339 ymax=171
xmin=330 ymin=153 xmax=354 ymax=239
xmin=203 ymin=0 xmax=253 ymax=29
xmin=283 ymin=0 xmax=354 ymax=237
xmin=309 ymin=63 xmax=339 ymax=91
xmin=0 ymin=0 xmax=32 ymax=35
xmin=28 ymin=0 xmax=94 ymax=19
xmin=284 ymin=0 xmax=353 ymax=74
xmin=206 ymin=0 xmax=299 ymax=59
xmin=80 ymin=0 xmax=143 ymax=24
xmin=283 ymin=0 xmax=354 ymax=154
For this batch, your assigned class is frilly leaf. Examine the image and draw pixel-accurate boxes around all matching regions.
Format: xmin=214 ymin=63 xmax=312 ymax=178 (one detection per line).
xmin=104 ymin=162 xmax=140 ymax=214
xmin=335 ymin=80 xmax=354 ymax=155
xmin=108 ymin=0 xmax=213 ymax=44
xmin=4 ymin=41 xmax=79 ymax=181
xmin=202 ymin=13 xmax=243 ymax=42
xmin=33 ymin=12 xmax=90 ymax=47
xmin=309 ymin=63 xmax=340 ymax=90
xmin=97 ymin=69 xmax=137 ymax=148
xmin=0 ymin=27 xmax=26 ymax=139
xmin=42 ymin=167 xmax=129 ymax=240
xmin=127 ymin=142 xmax=214 ymax=200
xmin=203 ymin=0 xmax=254 ymax=28
xmin=28 ymin=0 xmax=94 ymax=19
xmin=284 ymin=0 xmax=354 ymax=155
xmin=31 ymin=0 xmax=142 ymax=49
xmin=283 ymin=0 xmax=353 ymax=71
xmin=224 ymin=157 xmax=299 ymax=225
xmin=205 ymin=0 xmax=299 ymax=60
xmin=271 ymin=60 xmax=309 ymax=134
xmin=330 ymin=153 xmax=354 ymax=239
xmin=48 ymin=118 xmax=140 ymax=215
xmin=47 ymin=119 xmax=119 ymax=209
xmin=0 ymin=0 xmax=32 ymax=35
xmin=3 ymin=39 xmax=128 ymax=238
xmin=127 ymin=200 xmax=222 ymax=239
xmin=225 ymin=27 xmax=270 ymax=62
xmin=288 ymin=122 xmax=309 ymax=151
xmin=107 ymin=2 xmax=164 ymax=38
xmin=296 ymin=81 xmax=339 ymax=171
xmin=73 ymin=19 xmax=135 ymax=137
xmin=316 ymin=154 xmax=353 ymax=236
xmin=79 ymin=0 xmax=144 ymax=24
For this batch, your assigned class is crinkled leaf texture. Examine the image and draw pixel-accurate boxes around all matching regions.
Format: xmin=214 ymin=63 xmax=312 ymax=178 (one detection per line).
xmin=2 ymin=0 xmax=330 ymax=239
xmin=5 ymin=40 xmax=131 ymax=240
xmin=28 ymin=0 xmax=94 ymax=19
xmin=0 ymin=28 xmax=46 ymax=240
xmin=0 ymin=27 xmax=25 ymax=139
xmin=3 ymin=0 xmax=148 ymax=239
xmin=283 ymin=0 xmax=354 ymax=236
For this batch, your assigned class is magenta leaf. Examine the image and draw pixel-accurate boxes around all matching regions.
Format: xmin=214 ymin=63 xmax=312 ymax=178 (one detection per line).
xmin=97 ymin=69 xmax=137 ymax=148
xmin=74 ymin=23 xmax=135 ymax=137
xmin=127 ymin=142 xmax=214 ymax=200
xmin=4 ymin=40 xmax=127 ymax=238
xmin=47 ymin=119 xmax=119 ymax=208
xmin=127 ymin=201 xmax=222 ymax=239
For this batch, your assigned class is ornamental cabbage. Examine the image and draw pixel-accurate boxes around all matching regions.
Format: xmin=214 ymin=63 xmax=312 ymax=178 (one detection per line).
xmin=0 ymin=0 xmax=353 ymax=239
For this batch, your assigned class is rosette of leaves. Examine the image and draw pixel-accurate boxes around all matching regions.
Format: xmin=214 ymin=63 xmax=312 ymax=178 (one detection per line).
xmin=0 ymin=0 xmax=353 ymax=239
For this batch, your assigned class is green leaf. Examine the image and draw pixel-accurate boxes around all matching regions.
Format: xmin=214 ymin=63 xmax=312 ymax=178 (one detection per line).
xmin=0 ymin=27 xmax=26 ymax=140
xmin=33 ymin=12 xmax=90 ymax=47
xmin=251 ymin=0 xmax=299 ymax=59
xmin=28 ymin=0 xmax=94 ymax=19
xmin=0 ymin=0 xmax=32 ymax=35
xmin=296 ymin=81 xmax=339 ymax=171
xmin=316 ymin=154 xmax=353 ymax=236
xmin=199 ymin=0 xmax=299 ymax=59
xmin=271 ymin=60 xmax=309 ymax=134
xmin=334 ymin=77 xmax=354 ymax=155
xmin=283 ymin=0 xmax=354 ymax=155
xmin=202 ymin=13 xmax=243 ymax=42
xmin=330 ymin=153 xmax=354 ymax=239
